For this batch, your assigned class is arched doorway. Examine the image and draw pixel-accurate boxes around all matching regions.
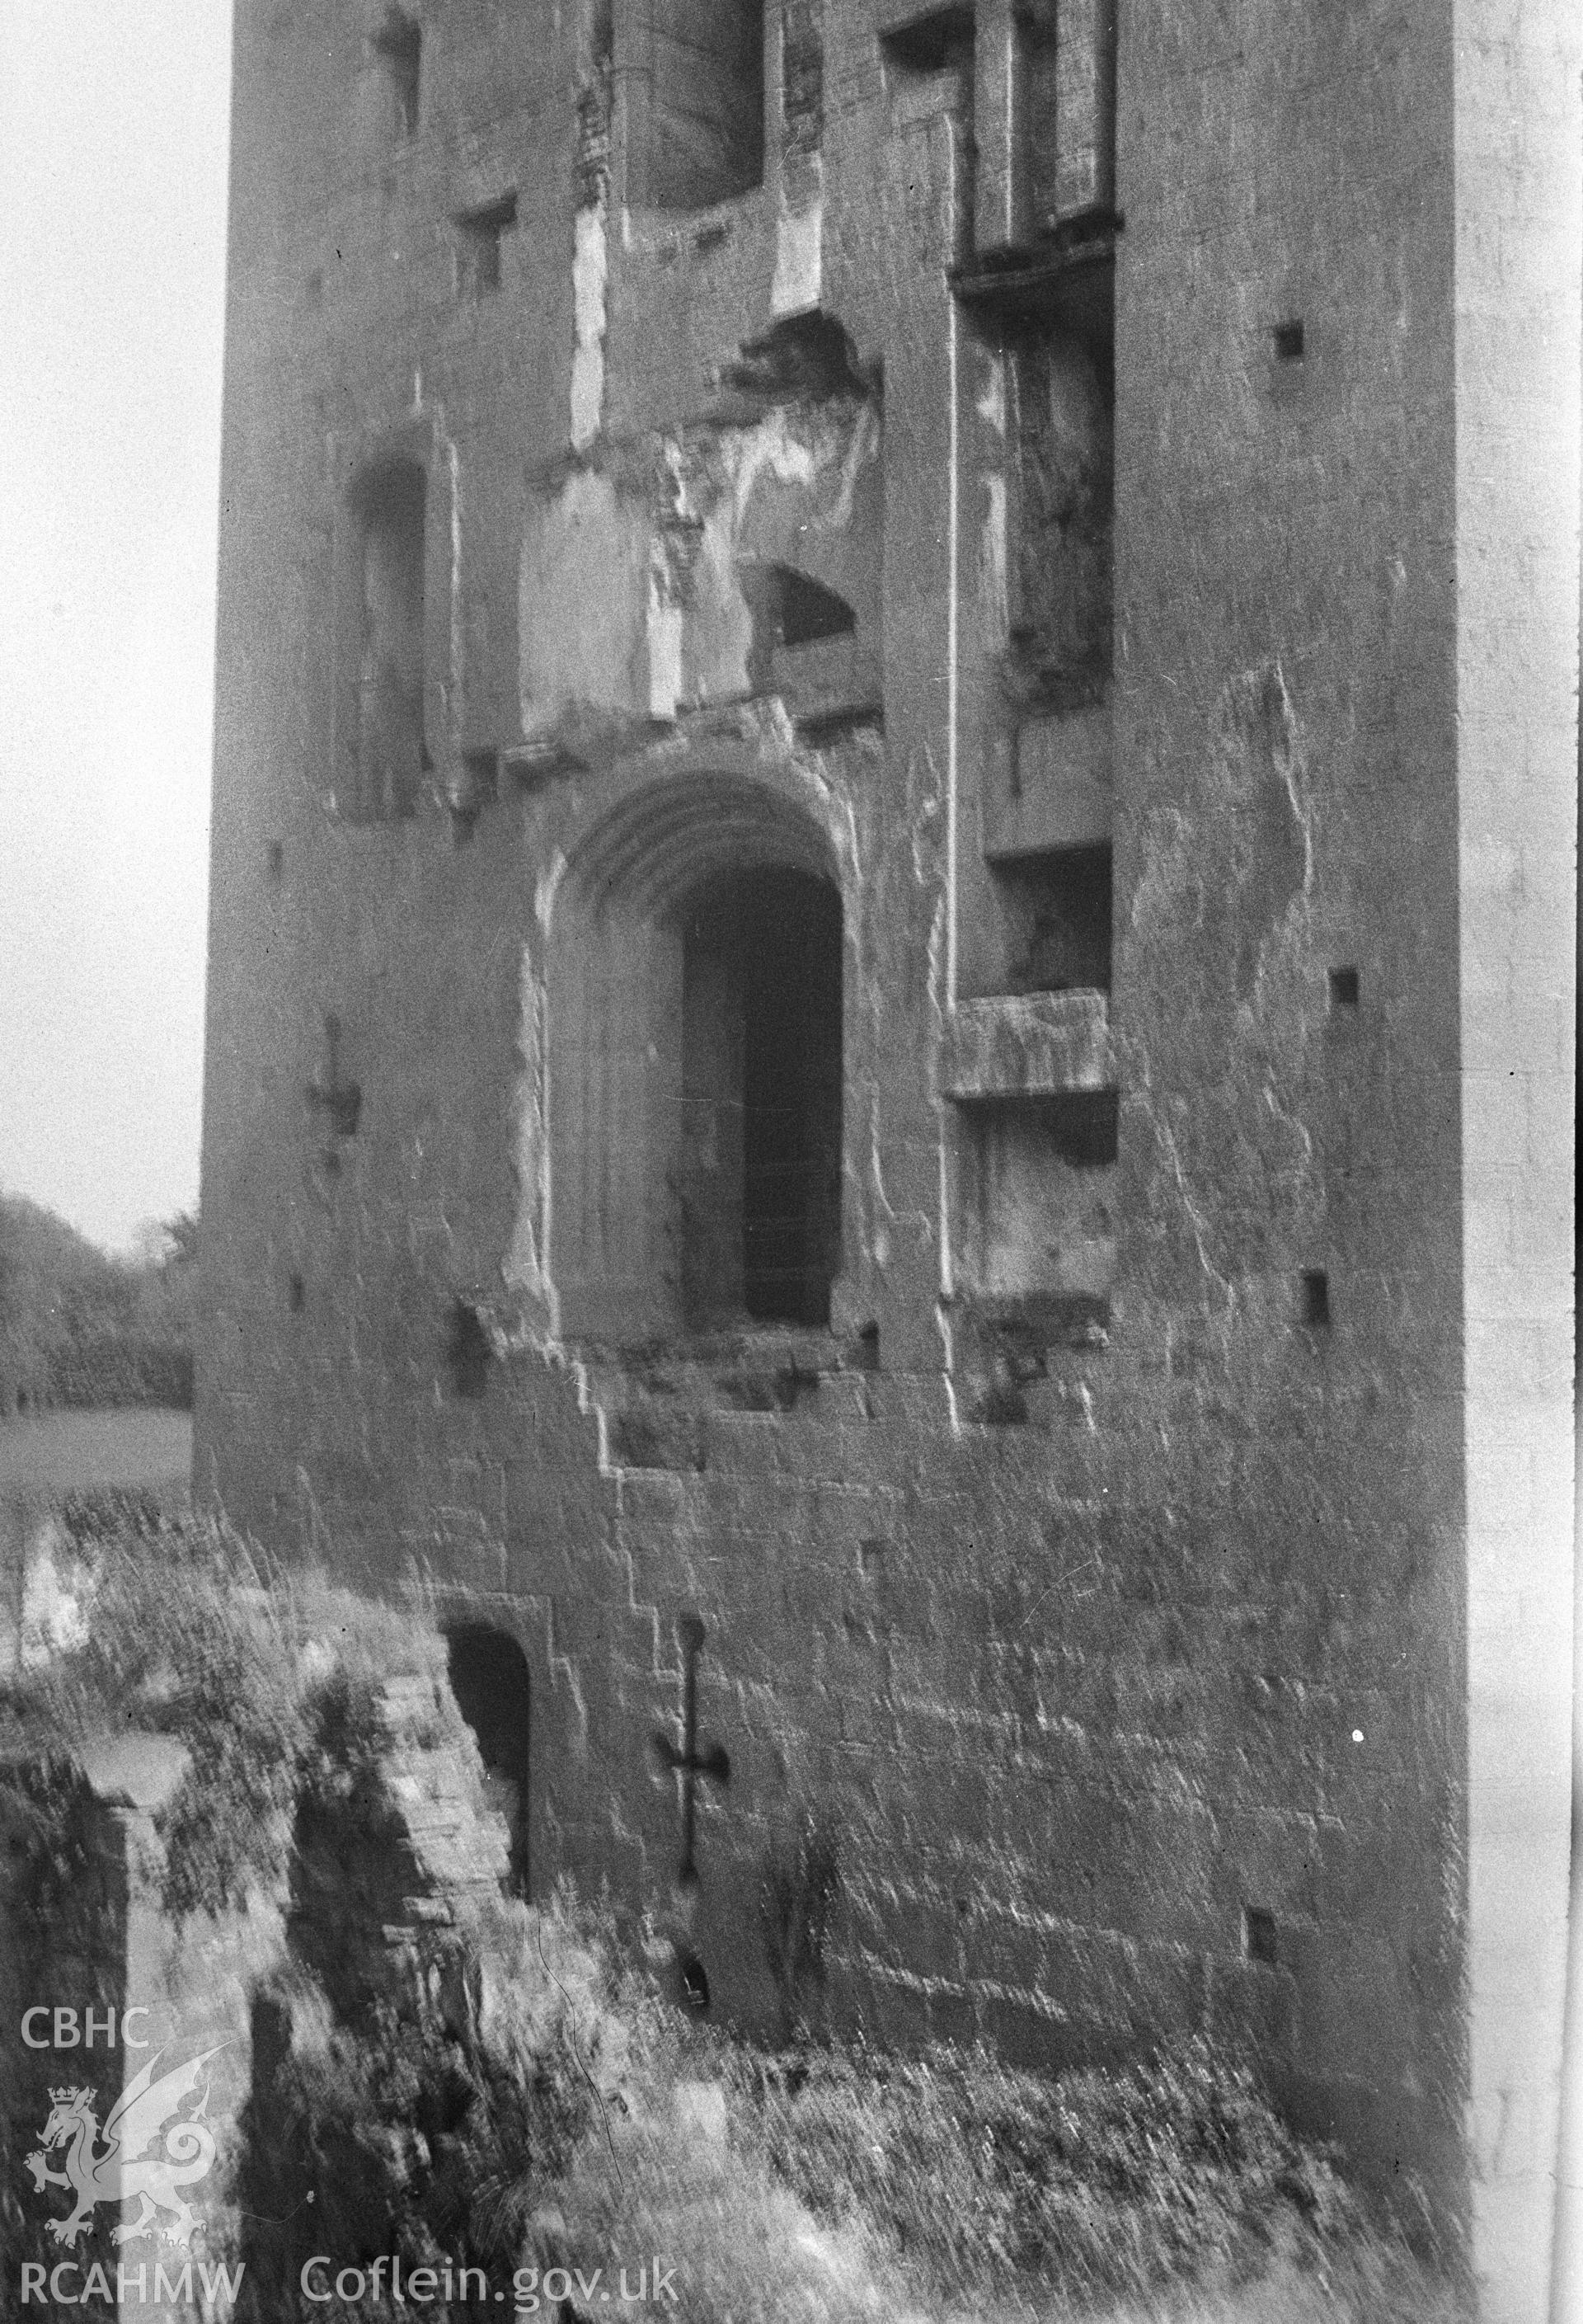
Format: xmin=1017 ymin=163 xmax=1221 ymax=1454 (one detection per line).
xmin=544 ymin=768 xmax=848 ymax=1344
xmin=444 ymin=1626 xmax=532 ymax=1896
xmin=678 ymin=867 xmax=843 ymax=1327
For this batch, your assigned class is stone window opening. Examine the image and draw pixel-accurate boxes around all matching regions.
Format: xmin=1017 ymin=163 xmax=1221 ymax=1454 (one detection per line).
xmin=617 ymin=0 xmax=765 ymax=210
xmin=1003 ymin=324 xmax=1114 ymax=695
xmin=455 ymin=192 xmax=518 ymax=299
xmin=351 ymin=459 xmax=427 ymax=821
xmin=775 ymin=567 xmax=856 ymax=648
xmin=968 ymin=307 xmax=1116 ymax=1000
xmin=677 ymin=1950 xmax=711 ymax=2015
xmin=880 ymin=6 xmax=975 ymax=256
xmin=308 ymin=1012 xmax=362 ymax=1141
xmin=371 ymin=6 xmax=420 ymax=140
xmin=739 ymin=563 xmax=858 ymax=697
xmin=989 ymin=844 xmax=1112 ymax=995
xmin=446 ymin=1298 xmax=492 ymax=1398
xmin=444 ymin=1626 xmax=532 ymax=1898
xmin=1243 ymin=1905 xmax=1279 ymax=1964
xmin=678 ymin=866 xmax=843 ymax=1328
xmin=881 ymin=7 xmax=974 ymax=85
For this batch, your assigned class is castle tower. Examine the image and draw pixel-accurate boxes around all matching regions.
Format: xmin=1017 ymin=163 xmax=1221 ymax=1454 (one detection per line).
xmin=197 ymin=6 xmax=1579 ymax=2313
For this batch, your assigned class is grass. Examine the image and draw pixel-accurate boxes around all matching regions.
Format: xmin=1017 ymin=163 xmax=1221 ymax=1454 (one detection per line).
xmin=533 ymin=2011 xmax=1459 ymax=2324
xmin=0 ymin=1405 xmax=192 ymax=1489
xmin=2 ymin=1506 xmax=447 ymax=1919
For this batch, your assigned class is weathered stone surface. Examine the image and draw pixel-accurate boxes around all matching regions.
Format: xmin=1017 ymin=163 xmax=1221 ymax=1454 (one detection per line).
xmin=196 ymin=3 xmax=1578 ymax=2314
xmin=942 ymin=992 xmax=1113 ymax=1098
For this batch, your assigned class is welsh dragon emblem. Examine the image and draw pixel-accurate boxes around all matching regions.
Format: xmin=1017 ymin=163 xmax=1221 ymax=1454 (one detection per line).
xmin=25 ymin=2047 xmax=223 ymax=2247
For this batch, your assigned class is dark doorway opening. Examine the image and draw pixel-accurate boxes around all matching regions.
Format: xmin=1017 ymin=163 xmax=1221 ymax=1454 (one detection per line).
xmin=679 ymin=867 xmax=843 ymax=1328
xmin=444 ymin=1626 xmax=531 ymax=1896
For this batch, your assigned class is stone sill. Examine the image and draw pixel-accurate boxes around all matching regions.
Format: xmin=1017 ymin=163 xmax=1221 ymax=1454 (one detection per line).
xmin=943 ymin=991 xmax=1115 ymax=1100
xmin=950 ymin=222 xmax=1119 ymax=311
xmin=621 ymin=185 xmax=770 ymax=264
xmin=956 ymin=1289 xmax=1111 ymax=1341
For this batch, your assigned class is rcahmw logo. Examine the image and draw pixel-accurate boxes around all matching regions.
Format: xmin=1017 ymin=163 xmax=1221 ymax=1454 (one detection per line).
xmin=17 ymin=2009 xmax=244 ymax=2308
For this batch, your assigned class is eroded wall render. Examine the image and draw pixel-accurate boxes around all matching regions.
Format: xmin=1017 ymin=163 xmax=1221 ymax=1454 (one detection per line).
xmin=195 ymin=4 xmax=1579 ymax=2314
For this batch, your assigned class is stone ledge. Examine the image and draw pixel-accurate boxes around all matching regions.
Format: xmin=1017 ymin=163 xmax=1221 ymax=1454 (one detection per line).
xmin=942 ymin=992 xmax=1116 ymax=1099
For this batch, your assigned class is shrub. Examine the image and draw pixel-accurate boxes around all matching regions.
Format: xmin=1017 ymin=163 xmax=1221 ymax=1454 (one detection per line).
xmin=736 ymin=2039 xmax=1346 ymax=2294
xmin=0 ymin=1526 xmax=1458 ymax=2324
xmin=235 ymin=1891 xmax=625 ymax=2320
xmin=513 ymin=2016 xmax=1455 ymax=2324
xmin=721 ymin=2035 xmax=1452 ymax=2319
xmin=1 ymin=1515 xmax=452 ymax=1922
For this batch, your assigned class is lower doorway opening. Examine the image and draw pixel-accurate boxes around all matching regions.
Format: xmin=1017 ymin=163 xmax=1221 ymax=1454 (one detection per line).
xmin=444 ymin=1625 xmax=532 ymax=1897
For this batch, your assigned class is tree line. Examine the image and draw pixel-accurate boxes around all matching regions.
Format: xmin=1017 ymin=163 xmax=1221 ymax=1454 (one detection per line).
xmin=0 ymin=1194 xmax=195 ymax=1414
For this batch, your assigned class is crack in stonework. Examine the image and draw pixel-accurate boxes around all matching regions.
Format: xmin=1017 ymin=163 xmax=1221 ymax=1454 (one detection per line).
xmin=1130 ymin=1076 xmax=1238 ymax=1333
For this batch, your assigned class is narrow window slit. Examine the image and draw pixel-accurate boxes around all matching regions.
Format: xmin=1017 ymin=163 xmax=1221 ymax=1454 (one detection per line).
xmin=372 ymin=7 xmax=420 ymax=139
xmin=456 ymin=193 xmax=518 ymax=299
xmin=447 ymin=1297 xmax=493 ymax=1398
xmin=350 ymin=459 xmax=426 ymax=820
xmin=1243 ymin=1905 xmax=1279 ymax=1964
xmin=308 ymin=1014 xmax=362 ymax=1140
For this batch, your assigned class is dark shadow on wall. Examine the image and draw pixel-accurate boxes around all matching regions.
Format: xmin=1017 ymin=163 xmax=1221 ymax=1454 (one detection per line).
xmin=619 ymin=0 xmax=764 ymax=209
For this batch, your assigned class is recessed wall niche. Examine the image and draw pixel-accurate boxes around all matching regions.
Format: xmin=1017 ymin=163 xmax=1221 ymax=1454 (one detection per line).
xmin=956 ymin=1089 xmax=1117 ymax=1303
xmin=959 ymin=264 xmax=1116 ymax=1002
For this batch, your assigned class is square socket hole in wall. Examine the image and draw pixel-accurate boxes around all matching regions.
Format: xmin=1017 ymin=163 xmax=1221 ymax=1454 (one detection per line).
xmin=1300 ymin=1269 xmax=1331 ymax=1329
xmin=1242 ymin=1905 xmax=1278 ymax=1964
xmin=1272 ymin=319 xmax=1305 ymax=363
xmin=455 ymin=193 xmax=517 ymax=298
xmin=1327 ymin=966 xmax=1360 ymax=1012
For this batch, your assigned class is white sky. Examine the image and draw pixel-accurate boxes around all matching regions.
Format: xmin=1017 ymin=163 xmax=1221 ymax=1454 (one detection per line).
xmin=0 ymin=3 xmax=233 ymax=1254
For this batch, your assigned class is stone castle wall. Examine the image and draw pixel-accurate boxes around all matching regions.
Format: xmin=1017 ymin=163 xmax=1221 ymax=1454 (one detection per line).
xmin=195 ymin=4 xmax=1579 ymax=2312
